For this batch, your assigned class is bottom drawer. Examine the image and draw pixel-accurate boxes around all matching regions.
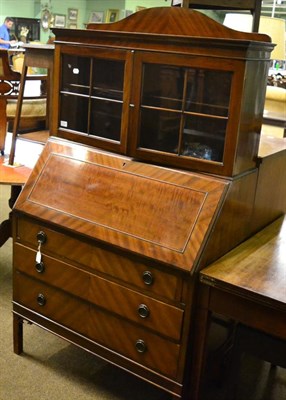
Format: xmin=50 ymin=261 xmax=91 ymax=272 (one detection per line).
xmin=14 ymin=273 xmax=181 ymax=379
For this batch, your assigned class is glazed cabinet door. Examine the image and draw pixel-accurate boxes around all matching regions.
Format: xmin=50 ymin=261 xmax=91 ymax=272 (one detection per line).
xmin=56 ymin=45 xmax=133 ymax=154
xmin=130 ymin=51 xmax=245 ymax=176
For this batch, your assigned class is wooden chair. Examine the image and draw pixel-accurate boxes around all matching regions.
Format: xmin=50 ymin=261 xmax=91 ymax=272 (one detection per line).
xmin=12 ymin=52 xmax=34 ymax=75
xmin=172 ymin=0 xmax=262 ymax=31
xmin=0 ymin=49 xmax=47 ymax=157
xmin=0 ymin=50 xmax=21 ymax=155
xmin=0 ymin=50 xmax=47 ymax=247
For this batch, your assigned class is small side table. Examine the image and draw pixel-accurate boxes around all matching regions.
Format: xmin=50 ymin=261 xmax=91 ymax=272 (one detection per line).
xmin=8 ymin=43 xmax=54 ymax=165
xmin=190 ymin=215 xmax=286 ymax=399
xmin=0 ymin=156 xmax=31 ymax=246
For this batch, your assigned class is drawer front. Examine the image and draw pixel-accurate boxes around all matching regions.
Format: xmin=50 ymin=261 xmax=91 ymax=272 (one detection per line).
xmin=14 ymin=273 xmax=181 ymax=379
xmin=14 ymin=243 xmax=184 ymax=341
xmin=15 ymin=217 xmax=182 ymax=302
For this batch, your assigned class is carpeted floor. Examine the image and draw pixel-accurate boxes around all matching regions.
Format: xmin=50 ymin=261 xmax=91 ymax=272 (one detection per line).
xmin=1 ymin=160 xmax=286 ymax=400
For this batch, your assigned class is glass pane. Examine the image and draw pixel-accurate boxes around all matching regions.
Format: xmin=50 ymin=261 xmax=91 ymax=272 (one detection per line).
xmin=61 ymin=54 xmax=90 ymax=95
xmin=182 ymin=115 xmax=227 ymax=162
xmin=141 ymin=64 xmax=184 ymax=110
xmin=185 ymin=69 xmax=232 ymax=117
xmin=60 ymin=94 xmax=89 ymax=133
xmin=92 ymin=59 xmax=124 ymax=101
xmin=139 ymin=109 xmax=180 ymax=153
xmin=90 ymin=99 xmax=122 ymax=141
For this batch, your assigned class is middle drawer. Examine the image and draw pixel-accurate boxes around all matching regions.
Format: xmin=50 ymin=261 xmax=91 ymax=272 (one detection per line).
xmin=14 ymin=243 xmax=184 ymax=342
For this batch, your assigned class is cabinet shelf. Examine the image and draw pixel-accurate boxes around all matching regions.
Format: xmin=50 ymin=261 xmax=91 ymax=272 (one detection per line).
xmin=60 ymin=91 xmax=89 ymax=98
xmin=141 ymin=105 xmax=229 ymax=120
xmin=61 ymin=91 xmax=123 ymax=105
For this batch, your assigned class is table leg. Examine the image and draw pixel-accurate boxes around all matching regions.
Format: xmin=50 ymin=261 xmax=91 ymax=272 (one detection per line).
xmin=13 ymin=314 xmax=23 ymax=355
xmin=0 ymin=98 xmax=7 ymax=155
xmin=187 ymin=285 xmax=212 ymax=400
xmin=8 ymin=65 xmax=27 ymax=165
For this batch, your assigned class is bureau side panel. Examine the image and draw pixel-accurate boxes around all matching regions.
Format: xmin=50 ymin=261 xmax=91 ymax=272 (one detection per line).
xmin=198 ymin=170 xmax=258 ymax=268
xmin=251 ymin=150 xmax=286 ymax=233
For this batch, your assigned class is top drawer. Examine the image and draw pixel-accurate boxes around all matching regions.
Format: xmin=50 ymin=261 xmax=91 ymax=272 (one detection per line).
xmin=15 ymin=217 xmax=183 ymax=302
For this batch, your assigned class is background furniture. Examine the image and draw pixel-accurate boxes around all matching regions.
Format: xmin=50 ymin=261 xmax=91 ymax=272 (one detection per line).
xmin=9 ymin=17 xmax=40 ymax=42
xmin=0 ymin=156 xmax=31 ymax=246
xmin=0 ymin=49 xmax=47 ymax=157
xmin=193 ymin=216 xmax=286 ymax=399
xmin=0 ymin=49 xmax=47 ymax=248
xmin=8 ymin=43 xmax=54 ymax=165
xmin=263 ymin=86 xmax=286 ymax=137
xmin=172 ymin=0 xmax=262 ymax=31
xmin=12 ymin=52 xmax=36 ymax=74
xmin=0 ymin=50 xmax=21 ymax=156
xmin=0 ymin=128 xmax=46 ymax=247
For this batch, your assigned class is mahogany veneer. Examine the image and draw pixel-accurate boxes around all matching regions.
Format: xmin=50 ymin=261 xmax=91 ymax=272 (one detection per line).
xmin=11 ymin=7 xmax=285 ymax=400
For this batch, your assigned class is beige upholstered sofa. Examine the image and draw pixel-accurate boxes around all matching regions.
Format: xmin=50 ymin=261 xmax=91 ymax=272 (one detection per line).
xmin=263 ymin=85 xmax=286 ymax=138
xmin=6 ymin=97 xmax=46 ymax=131
xmin=265 ymin=85 xmax=286 ymax=115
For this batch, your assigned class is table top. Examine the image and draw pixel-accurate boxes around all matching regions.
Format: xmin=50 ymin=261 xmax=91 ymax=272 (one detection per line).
xmin=263 ymin=108 xmax=286 ymax=124
xmin=0 ymin=156 xmax=32 ymax=185
xmin=258 ymin=135 xmax=286 ymax=158
xmin=200 ymin=215 xmax=286 ymax=310
xmin=20 ymin=43 xmax=55 ymax=71
xmin=23 ymin=43 xmax=55 ymax=51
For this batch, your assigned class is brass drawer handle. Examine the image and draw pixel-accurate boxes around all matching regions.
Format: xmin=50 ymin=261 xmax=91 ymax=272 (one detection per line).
xmin=135 ymin=339 xmax=147 ymax=353
xmin=37 ymin=293 xmax=46 ymax=306
xmin=138 ymin=304 xmax=150 ymax=318
xmin=142 ymin=271 xmax=153 ymax=286
xmin=35 ymin=262 xmax=45 ymax=274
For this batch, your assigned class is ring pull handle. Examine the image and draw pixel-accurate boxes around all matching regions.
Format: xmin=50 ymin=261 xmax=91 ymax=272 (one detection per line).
xmin=135 ymin=339 xmax=147 ymax=353
xmin=35 ymin=262 xmax=45 ymax=274
xmin=37 ymin=293 xmax=46 ymax=306
xmin=142 ymin=271 xmax=154 ymax=286
xmin=138 ymin=304 xmax=150 ymax=319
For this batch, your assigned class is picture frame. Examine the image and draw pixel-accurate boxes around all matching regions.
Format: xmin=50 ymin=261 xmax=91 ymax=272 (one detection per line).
xmin=68 ymin=9 xmax=78 ymax=21
xmin=121 ymin=10 xmax=133 ymax=19
xmin=89 ymin=11 xmax=104 ymax=23
xmin=68 ymin=23 xmax=77 ymax=29
xmin=54 ymin=14 xmax=66 ymax=28
xmin=41 ymin=9 xmax=52 ymax=31
xmin=136 ymin=6 xmax=146 ymax=12
xmin=11 ymin=17 xmax=41 ymax=41
xmin=105 ymin=9 xmax=120 ymax=23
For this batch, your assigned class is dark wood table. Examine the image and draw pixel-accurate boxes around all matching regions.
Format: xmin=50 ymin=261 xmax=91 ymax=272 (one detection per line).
xmin=0 ymin=156 xmax=31 ymax=246
xmin=190 ymin=215 xmax=286 ymax=399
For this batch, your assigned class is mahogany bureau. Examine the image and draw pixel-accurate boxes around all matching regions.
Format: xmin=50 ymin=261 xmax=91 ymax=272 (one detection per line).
xmin=13 ymin=137 xmax=230 ymax=398
xmin=11 ymin=8 xmax=285 ymax=400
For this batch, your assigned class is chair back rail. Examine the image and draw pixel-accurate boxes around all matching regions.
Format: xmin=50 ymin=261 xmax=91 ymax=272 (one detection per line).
xmin=0 ymin=50 xmax=47 ymax=156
